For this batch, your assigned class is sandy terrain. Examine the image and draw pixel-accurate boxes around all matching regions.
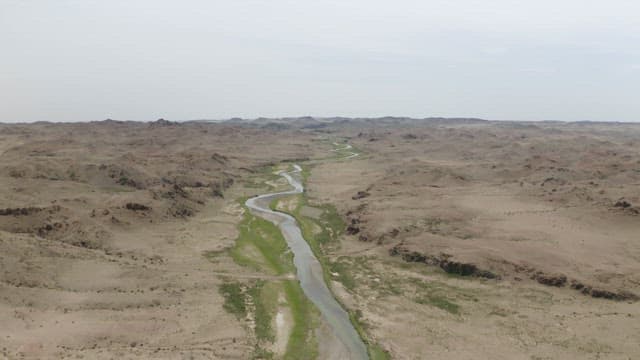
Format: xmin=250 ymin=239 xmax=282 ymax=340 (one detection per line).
xmin=1 ymin=117 xmax=639 ymax=359
xmin=306 ymin=119 xmax=640 ymax=359
xmin=0 ymin=120 xmax=321 ymax=359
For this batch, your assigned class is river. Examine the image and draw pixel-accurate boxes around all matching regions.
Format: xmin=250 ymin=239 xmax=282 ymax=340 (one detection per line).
xmin=245 ymin=163 xmax=369 ymax=360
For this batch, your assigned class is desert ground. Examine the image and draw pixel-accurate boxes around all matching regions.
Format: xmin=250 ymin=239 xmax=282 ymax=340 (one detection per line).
xmin=1 ymin=118 xmax=639 ymax=359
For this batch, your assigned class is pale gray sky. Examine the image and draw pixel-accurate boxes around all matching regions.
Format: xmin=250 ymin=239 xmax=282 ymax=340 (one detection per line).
xmin=1 ymin=0 xmax=639 ymax=122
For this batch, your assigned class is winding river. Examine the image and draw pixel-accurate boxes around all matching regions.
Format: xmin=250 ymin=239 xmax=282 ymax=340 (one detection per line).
xmin=332 ymin=142 xmax=359 ymax=160
xmin=246 ymin=160 xmax=368 ymax=359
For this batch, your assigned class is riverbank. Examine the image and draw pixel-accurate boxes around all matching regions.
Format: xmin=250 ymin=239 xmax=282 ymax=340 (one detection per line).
xmin=264 ymin=142 xmax=389 ymax=359
xmin=245 ymin=160 xmax=369 ymax=359
xmin=270 ymin=178 xmax=390 ymax=360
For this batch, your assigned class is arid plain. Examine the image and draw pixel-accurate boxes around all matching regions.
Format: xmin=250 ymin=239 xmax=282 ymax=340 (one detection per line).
xmin=1 ymin=118 xmax=639 ymax=359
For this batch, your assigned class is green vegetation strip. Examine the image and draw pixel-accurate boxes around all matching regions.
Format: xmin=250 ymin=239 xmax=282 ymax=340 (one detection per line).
xmin=282 ymin=280 xmax=318 ymax=360
xmin=219 ymin=280 xmax=277 ymax=359
xmin=229 ymin=204 xmax=294 ymax=275
xmin=221 ymin=151 xmax=387 ymax=359
xmin=272 ymin=164 xmax=390 ymax=360
xmin=220 ymin=198 xmax=318 ymax=359
xmin=219 ymin=282 xmax=247 ymax=318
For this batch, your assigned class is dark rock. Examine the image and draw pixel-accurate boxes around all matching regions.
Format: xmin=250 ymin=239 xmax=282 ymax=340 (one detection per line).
xmin=388 ymin=244 xmax=499 ymax=279
xmin=532 ymin=273 xmax=567 ymax=287
xmin=582 ymin=287 xmax=638 ymax=301
xmin=171 ymin=207 xmax=194 ymax=218
xmin=346 ymin=225 xmax=360 ymax=235
xmin=614 ymin=199 xmax=632 ymax=208
xmin=125 ymin=203 xmax=151 ymax=211
xmin=570 ymin=280 xmax=638 ymax=301
xmin=352 ymin=191 xmax=370 ymax=200
xmin=570 ymin=280 xmax=585 ymax=290
xmin=0 ymin=207 xmax=43 ymax=216
xmin=440 ymin=260 xmax=478 ymax=277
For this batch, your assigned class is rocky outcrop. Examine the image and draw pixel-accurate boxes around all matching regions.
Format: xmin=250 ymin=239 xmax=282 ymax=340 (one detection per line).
xmin=440 ymin=260 xmax=499 ymax=279
xmin=0 ymin=207 xmax=44 ymax=216
xmin=391 ymin=246 xmax=636 ymax=301
xmin=532 ymin=272 xmax=567 ymax=287
xmin=170 ymin=206 xmax=194 ymax=218
xmin=514 ymin=267 xmax=638 ymax=302
xmin=389 ymin=244 xmax=499 ymax=279
xmin=345 ymin=216 xmax=363 ymax=236
xmin=613 ymin=198 xmax=639 ymax=215
xmin=0 ymin=205 xmax=60 ymax=216
xmin=570 ymin=280 xmax=639 ymax=301
xmin=125 ymin=203 xmax=151 ymax=211
xmin=585 ymin=288 xmax=638 ymax=301
xmin=352 ymin=191 xmax=370 ymax=200
xmin=346 ymin=225 xmax=360 ymax=235
xmin=614 ymin=199 xmax=632 ymax=208
xmin=158 ymin=183 xmax=189 ymax=200
xmin=389 ymin=245 xmax=438 ymax=265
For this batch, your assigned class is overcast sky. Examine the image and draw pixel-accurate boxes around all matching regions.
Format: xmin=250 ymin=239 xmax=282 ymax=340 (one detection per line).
xmin=1 ymin=0 xmax=639 ymax=122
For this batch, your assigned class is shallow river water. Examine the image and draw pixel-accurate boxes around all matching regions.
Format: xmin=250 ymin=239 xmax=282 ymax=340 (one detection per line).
xmin=245 ymin=164 xmax=368 ymax=360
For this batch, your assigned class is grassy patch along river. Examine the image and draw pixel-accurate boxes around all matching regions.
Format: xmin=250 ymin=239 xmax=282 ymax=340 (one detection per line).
xmin=270 ymin=164 xmax=390 ymax=360
xmin=216 ymin=142 xmax=388 ymax=360
xmin=221 ymin=200 xmax=319 ymax=359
